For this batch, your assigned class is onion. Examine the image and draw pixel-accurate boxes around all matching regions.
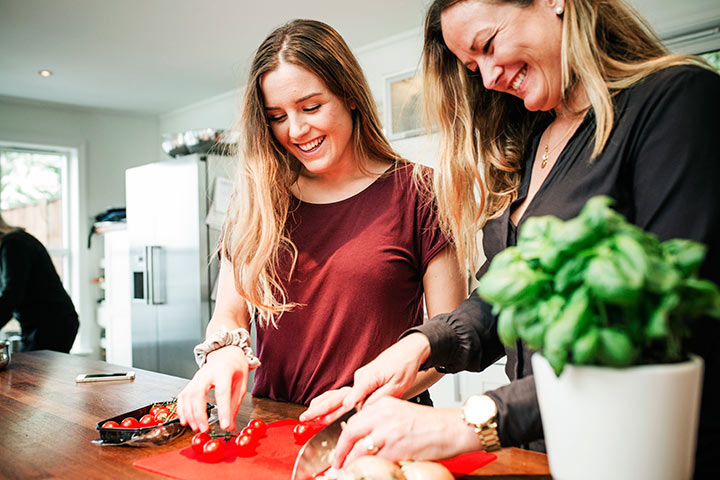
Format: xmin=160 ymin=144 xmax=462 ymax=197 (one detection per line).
xmin=400 ymin=461 xmax=454 ymax=480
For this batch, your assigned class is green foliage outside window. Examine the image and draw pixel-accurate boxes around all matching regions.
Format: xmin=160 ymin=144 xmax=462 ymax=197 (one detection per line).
xmin=700 ymin=51 xmax=720 ymax=72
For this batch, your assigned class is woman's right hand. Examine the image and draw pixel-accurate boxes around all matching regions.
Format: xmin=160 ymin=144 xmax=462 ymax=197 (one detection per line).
xmin=301 ymin=333 xmax=431 ymax=423
xmin=177 ymin=345 xmax=250 ymax=432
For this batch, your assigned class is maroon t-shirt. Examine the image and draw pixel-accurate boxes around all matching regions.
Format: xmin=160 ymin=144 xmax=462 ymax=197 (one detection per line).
xmin=252 ymin=164 xmax=449 ymax=405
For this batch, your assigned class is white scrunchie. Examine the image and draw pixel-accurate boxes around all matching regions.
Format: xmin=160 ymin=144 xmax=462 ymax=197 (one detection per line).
xmin=193 ymin=327 xmax=261 ymax=370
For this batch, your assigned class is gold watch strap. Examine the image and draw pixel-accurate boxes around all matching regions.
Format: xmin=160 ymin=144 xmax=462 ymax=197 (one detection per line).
xmin=475 ymin=420 xmax=501 ymax=452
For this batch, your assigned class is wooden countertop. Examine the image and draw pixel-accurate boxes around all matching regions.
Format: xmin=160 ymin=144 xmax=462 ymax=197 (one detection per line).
xmin=0 ymin=351 xmax=551 ymax=479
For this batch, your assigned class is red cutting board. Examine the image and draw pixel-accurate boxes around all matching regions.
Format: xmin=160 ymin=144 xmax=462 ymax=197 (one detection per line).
xmin=133 ymin=419 xmax=496 ymax=479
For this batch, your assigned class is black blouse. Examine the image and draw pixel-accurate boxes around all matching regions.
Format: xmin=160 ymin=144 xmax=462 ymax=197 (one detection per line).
xmin=410 ymin=65 xmax=720 ymax=473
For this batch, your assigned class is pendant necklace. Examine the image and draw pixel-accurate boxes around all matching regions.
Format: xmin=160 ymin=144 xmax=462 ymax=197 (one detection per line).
xmin=541 ymin=115 xmax=584 ymax=169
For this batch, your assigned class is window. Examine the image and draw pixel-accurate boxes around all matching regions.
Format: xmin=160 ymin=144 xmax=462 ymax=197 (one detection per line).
xmin=385 ymin=70 xmax=424 ymax=140
xmin=0 ymin=147 xmax=71 ymax=284
xmin=700 ymin=50 xmax=720 ymax=72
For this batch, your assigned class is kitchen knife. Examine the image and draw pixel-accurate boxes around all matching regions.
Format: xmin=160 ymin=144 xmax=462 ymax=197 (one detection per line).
xmin=291 ymin=409 xmax=356 ymax=480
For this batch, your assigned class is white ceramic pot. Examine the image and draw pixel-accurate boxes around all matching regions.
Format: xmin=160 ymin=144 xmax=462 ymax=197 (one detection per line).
xmin=532 ymin=353 xmax=703 ymax=480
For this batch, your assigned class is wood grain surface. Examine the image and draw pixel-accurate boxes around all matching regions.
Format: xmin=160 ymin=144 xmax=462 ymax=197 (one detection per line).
xmin=0 ymin=350 xmax=550 ymax=479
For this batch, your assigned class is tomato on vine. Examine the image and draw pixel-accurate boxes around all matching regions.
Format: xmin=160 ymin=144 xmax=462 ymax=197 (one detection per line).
xmin=234 ymin=433 xmax=256 ymax=456
xmin=248 ymin=418 xmax=267 ymax=436
xmin=191 ymin=432 xmax=212 ymax=455
xmin=202 ymin=438 xmax=225 ymax=463
xmin=101 ymin=420 xmax=119 ymax=428
xmin=139 ymin=414 xmax=157 ymax=427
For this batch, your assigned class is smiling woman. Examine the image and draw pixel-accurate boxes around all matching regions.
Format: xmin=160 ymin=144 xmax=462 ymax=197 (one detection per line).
xmin=175 ymin=19 xmax=467 ymax=435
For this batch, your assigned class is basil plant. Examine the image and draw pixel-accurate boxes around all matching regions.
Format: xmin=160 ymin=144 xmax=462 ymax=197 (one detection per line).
xmin=476 ymin=196 xmax=720 ymax=376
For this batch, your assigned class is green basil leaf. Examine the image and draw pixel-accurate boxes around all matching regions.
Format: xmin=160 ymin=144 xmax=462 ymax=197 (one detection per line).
xmin=661 ymin=239 xmax=706 ymax=276
xmin=476 ymin=262 xmax=550 ymax=307
xmin=597 ymin=328 xmax=635 ymax=367
xmin=544 ymin=288 xmax=592 ymax=351
xmin=497 ymin=306 xmax=519 ymax=346
xmin=645 ymin=293 xmax=680 ymax=338
xmin=572 ymin=327 xmax=600 ymax=364
xmin=584 ymin=255 xmax=641 ymax=305
xmin=554 ymin=255 xmax=590 ymax=293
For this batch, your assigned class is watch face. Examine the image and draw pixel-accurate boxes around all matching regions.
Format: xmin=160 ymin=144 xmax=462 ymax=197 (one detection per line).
xmin=464 ymin=395 xmax=497 ymax=425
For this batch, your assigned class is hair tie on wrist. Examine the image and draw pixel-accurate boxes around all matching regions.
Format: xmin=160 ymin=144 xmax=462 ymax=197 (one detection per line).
xmin=193 ymin=327 xmax=261 ymax=370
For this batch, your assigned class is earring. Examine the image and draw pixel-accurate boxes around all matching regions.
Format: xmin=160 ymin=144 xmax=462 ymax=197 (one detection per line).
xmin=555 ymin=6 xmax=564 ymax=16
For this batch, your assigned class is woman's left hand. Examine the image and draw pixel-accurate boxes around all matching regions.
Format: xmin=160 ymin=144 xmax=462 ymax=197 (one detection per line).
xmin=332 ymin=396 xmax=482 ymax=470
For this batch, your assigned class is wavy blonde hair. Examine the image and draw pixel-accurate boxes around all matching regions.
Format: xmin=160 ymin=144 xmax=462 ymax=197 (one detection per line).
xmin=423 ymin=0 xmax=709 ymax=270
xmin=223 ymin=19 xmax=403 ymax=327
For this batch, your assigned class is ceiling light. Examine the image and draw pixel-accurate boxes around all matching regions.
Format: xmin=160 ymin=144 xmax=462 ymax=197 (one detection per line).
xmin=38 ymin=69 xmax=52 ymax=78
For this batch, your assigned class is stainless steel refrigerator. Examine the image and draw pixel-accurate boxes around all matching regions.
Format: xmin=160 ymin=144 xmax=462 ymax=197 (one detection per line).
xmin=125 ymin=155 xmax=212 ymax=379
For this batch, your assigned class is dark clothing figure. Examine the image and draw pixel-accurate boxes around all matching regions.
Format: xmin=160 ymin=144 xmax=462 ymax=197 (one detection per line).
xmin=0 ymin=229 xmax=79 ymax=352
xmin=411 ymin=65 xmax=720 ymax=474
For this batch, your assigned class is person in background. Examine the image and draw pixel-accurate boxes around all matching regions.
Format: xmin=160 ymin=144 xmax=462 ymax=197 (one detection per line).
xmin=176 ymin=19 xmax=467 ymax=433
xmin=302 ymin=0 xmax=720 ymax=477
xmin=0 ymin=212 xmax=79 ymax=352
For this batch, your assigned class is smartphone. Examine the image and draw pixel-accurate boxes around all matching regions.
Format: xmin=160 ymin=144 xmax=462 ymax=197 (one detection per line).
xmin=75 ymin=372 xmax=135 ymax=383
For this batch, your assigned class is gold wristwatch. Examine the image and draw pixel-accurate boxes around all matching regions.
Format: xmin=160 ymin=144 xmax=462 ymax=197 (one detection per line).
xmin=461 ymin=395 xmax=501 ymax=452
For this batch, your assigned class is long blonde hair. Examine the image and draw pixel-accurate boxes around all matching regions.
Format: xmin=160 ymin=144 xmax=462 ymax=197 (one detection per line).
xmin=223 ymin=19 xmax=403 ymax=327
xmin=423 ymin=0 xmax=708 ymax=270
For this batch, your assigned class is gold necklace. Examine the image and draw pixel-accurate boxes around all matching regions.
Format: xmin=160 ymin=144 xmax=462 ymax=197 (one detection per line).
xmin=540 ymin=115 xmax=584 ymax=169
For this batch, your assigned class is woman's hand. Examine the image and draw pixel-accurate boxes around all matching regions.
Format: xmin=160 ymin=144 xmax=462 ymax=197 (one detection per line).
xmin=177 ymin=345 xmax=250 ymax=432
xmin=300 ymin=386 xmax=352 ymax=425
xmin=332 ymin=396 xmax=481 ymax=469
xmin=344 ymin=333 xmax=431 ymax=409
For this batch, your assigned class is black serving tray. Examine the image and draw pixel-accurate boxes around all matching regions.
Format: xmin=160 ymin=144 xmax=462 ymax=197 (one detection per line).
xmin=95 ymin=400 xmax=214 ymax=444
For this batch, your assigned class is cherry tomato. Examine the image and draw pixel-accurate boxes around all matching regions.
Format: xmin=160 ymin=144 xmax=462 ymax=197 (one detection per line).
xmin=241 ymin=426 xmax=259 ymax=442
xmin=293 ymin=422 xmax=314 ymax=444
xmin=101 ymin=420 xmax=119 ymax=429
xmin=120 ymin=417 xmax=141 ymax=428
xmin=139 ymin=414 xmax=157 ymax=427
xmin=149 ymin=405 xmax=164 ymax=416
xmin=234 ymin=433 xmax=256 ymax=457
xmin=191 ymin=432 xmax=212 ymax=455
xmin=202 ymin=438 xmax=225 ymax=463
xmin=248 ymin=418 xmax=267 ymax=436
xmin=153 ymin=406 xmax=170 ymax=421
xmin=166 ymin=412 xmax=178 ymax=422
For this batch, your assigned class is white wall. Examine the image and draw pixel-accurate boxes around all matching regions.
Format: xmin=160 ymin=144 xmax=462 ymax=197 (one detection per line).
xmin=0 ymin=97 xmax=159 ymax=358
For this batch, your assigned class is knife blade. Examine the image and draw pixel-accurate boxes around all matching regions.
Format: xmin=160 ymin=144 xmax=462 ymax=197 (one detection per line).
xmin=291 ymin=409 xmax=356 ymax=480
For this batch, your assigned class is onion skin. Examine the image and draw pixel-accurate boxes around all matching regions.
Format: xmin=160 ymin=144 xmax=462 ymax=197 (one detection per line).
xmin=401 ymin=461 xmax=454 ymax=480
xmin=338 ymin=455 xmax=407 ymax=480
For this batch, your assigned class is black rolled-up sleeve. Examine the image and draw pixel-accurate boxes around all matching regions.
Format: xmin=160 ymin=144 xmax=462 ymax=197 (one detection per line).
xmin=485 ymin=375 xmax=544 ymax=448
xmin=404 ymin=289 xmax=505 ymax=373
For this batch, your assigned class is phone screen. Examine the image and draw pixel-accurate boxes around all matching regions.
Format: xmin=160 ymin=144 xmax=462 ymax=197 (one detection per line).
xmin=84 ymin=373 xmax=129 ymax=378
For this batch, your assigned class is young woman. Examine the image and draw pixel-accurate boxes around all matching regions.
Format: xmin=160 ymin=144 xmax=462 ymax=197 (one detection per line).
xmin=176 ymin=19 xmax=467 ymax=433
xmin=302 ymin=1 xmax=720 ymax=476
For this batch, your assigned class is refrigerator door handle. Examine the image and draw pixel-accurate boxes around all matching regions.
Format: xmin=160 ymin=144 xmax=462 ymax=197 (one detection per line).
xmin=146 ymin=245 xmax=166 ymax=305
